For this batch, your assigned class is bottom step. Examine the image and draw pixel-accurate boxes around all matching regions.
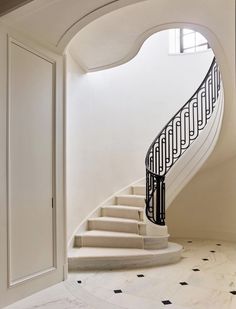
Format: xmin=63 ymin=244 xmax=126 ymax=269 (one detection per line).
xmin=68 ymin=242 xmax=182 ymax=270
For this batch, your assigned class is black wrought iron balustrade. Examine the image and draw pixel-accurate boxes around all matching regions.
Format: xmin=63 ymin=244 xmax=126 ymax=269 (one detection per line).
xmin=145 ymin=57 xmax=221 ymax=225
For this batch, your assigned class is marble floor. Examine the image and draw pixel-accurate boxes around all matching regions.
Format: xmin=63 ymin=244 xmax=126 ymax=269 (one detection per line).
xmin=5 ymin=239 xmax=236 ymax=309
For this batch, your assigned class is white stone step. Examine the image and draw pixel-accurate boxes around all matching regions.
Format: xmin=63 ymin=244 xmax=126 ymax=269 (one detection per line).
xmin=132 ymin=185 xmax=145 ymax=195
xmin=88 ymin=216 xmax=146 ymax=235
xmin=143 ymin=235 xmax=169 ymax=249
xmin=74 ymin=230 xmax=144 ymax=249
xmin=101 ymin=205 xmax=143 ymax=220
xmin=68 ymin=242 xmax=183 ymax=270
xmin=116 ymin=194 xmax=145 ymax=207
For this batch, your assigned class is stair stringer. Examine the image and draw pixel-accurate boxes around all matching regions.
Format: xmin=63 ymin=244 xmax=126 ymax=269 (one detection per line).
xmin=166 ymin=87 xmax=224 ymax=206
xmin=146 ymin=87 xmax=224 ymax=235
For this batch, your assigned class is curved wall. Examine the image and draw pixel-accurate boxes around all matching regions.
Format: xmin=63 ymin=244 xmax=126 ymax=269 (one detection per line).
xmin=167 ymin=154 xmax=236 ymax=242
xmin=66 ymin=30 xmax=213 ymax=242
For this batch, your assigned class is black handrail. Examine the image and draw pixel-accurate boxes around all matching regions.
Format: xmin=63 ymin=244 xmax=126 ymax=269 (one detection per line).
xmin=145 ymin=57 xmax=221 ymax=225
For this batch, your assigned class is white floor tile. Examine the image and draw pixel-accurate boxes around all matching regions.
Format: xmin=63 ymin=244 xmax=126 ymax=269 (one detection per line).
xmin=5 ymin=238 xmax=236 ymax=309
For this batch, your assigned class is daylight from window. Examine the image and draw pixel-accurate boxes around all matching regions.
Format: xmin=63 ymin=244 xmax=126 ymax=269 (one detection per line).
xmin=169 ymin=29 xmax=210 ymax=54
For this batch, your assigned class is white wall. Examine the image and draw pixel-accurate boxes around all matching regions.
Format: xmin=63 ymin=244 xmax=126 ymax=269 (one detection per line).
xmin=66 ymin=30 xmax=213 ymax=242
xmin=167 ymin=154 xmax=236 ymax=242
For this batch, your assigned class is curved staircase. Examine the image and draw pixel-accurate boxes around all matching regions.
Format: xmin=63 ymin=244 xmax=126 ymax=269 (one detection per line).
xmin=69 ymin=185 xmax=182 ymax=270
xmin=68 ymin=57 xmax=222 ymax=271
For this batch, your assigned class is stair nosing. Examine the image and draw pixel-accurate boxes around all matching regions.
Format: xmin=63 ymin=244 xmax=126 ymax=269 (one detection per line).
xmin=75 ymin=230 xmax=143 ymax=237
xmin=116 ymin=194 xmax=145 ymax=198
xmin=68 ymin=242 xmax=183 ymax=258
xmin=88 ymin=216 xmax=145 ymax=224
xmin=102 ymin=205 xmax=144 ymax=210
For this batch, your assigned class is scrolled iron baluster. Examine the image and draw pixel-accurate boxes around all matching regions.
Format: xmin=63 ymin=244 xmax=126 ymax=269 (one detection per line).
xmin=198 ymin=89 xmax=207 ymax=129
xmin=145 ymin=58 xmax=221 ymax=225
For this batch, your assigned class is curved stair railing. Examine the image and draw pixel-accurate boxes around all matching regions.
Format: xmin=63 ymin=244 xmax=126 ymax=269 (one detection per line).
xmin=145 ymin=57 xmax=221 ymax=225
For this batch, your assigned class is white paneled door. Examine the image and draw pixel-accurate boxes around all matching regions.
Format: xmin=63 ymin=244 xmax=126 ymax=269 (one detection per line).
xmin=0 ymin=31 xmax=65 ymax=308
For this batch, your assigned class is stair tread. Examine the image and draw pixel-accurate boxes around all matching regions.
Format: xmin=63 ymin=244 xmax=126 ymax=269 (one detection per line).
xmin=69 ymin=242 xmax=182 ymax=258
xmin=88 ymin=216 xmax=145 ymax=224
xmin=116 ymin=194 xmax=145 ymax=198
xmin=102 ymin=205 xmax=144 ymax=211
xmin=76 ymin=230 xmax=142 ymax=237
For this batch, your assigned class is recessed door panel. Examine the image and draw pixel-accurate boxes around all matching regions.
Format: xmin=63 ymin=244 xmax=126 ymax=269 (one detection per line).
xmin=8 ymin=42 xmax=55 ymax=284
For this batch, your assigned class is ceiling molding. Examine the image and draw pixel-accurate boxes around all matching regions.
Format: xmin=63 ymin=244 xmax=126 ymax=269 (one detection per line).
xmin=58 ymin=0 xmax=146 ymax=51
xmin=56 ymin=0 xmax=120 ymax=47
xmin=0 ymin=0 xmax=35 ymax=17
xmin=69 ymin=18 xmax=224 ymax=74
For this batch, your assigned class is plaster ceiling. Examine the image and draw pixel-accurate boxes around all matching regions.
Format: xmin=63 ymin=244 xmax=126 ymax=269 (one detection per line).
xmin=1 ymin=0 xmax=233 ymax=73
xmin=68 ymin=0 xmax=201 ymax=71
xmin=0 ymin=0 xmax=145 ymax=51
xmin=68 ymin=0 xmax=233 ymax=72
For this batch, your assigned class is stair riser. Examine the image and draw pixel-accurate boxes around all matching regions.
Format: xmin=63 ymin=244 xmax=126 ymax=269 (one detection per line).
xmin=74 ymin=235 xmax=144 ymax=249
xmin=69 ymin=254 xmax=181 ymax=270
xmin=102 ymin=207 xmax=143 ymax=221
xmin=144 ymin=237 xmax=168 ymax=249
xmin=88 ymin=220 xmax=146 ymax=235
xmin=68 ymin=243 xmax=183 ymax=270
xmin=132 ymin=186 xmax=145 ymax=195
xmin=116 ymin=196 xmax=145 ymax=207
xmin=138 ymin=224 xmax=146 ymax=236
xmin=88 ymin=220 xmax=139 ymax=234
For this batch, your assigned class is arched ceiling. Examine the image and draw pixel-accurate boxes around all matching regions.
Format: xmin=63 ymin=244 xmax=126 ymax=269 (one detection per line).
xmin=0 ymin=0 xmax=233 ymax=74
xmin=1 ymin=0 xmax=233 ymax=63
xmin=0 ymin=0 xmax=145 ymax=51
xmin=66 ymin=0 xmax=233 ymax=73
xmin=68 ymin=0 xmax=219 ymax=71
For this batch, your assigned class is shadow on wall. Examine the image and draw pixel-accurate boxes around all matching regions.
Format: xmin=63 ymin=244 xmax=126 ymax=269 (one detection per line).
xmin=167 ymin=154 xmax=236 ymax=242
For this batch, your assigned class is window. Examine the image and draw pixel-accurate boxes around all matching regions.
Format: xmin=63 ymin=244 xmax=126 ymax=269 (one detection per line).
xmin=169 ymin=29 xmax=210 ymax=54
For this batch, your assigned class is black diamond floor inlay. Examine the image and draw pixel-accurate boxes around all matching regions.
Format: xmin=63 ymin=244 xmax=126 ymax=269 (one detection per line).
xmin=192 ymin=268 xmax=200 ymax=272
xmin=162 ymin=300 xmax=172 ymax=305
xmin=230 ymin=291 xmax=236 ymax=295
xmin=216 ymin=244 xmax=222 ymax=246
xmin=179 ymin=282 xmax=188 ymax=285
xmin=77 ymin=280 xmax=82 ymax=284
xmin=137 ymin=274 xmax=144 ymax=277
xmin=210 ymin=250 xmax=216 ymax=253
xmin=114 ymin=290 xmax=122 ymax=294
xmin=187 ymin=240 xmax=192 ymax=243
xmin=202 ymin=258 xmax=209 ymax=261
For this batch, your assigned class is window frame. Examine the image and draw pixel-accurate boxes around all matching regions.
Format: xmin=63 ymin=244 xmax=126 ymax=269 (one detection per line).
xmin=179 ymin=28 xmax=210 ymax=54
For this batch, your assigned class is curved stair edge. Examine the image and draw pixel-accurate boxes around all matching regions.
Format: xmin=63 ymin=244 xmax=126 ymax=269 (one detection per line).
xmin=68 ymin=242 xmax=182 ymax=271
